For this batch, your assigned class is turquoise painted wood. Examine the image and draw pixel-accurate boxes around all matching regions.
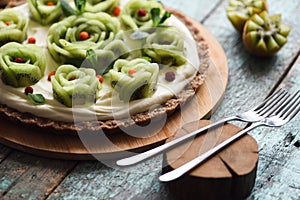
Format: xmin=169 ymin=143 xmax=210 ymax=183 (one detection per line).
xmin=0 ymin=0 xmax=299 ymax=199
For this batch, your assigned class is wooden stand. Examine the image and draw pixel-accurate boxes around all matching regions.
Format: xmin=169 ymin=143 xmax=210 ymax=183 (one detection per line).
xmin=163 ymin=120 xmax=258 ymax=200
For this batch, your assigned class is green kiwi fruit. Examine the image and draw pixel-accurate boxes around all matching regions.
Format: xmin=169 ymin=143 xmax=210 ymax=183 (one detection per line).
xmin=226 ymin=0 xmax=268 ymax=32
xmin=242 ymin=11 xmax=291 ymax=56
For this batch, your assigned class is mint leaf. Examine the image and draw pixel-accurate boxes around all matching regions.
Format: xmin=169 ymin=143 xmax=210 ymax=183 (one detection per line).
xmin=60 ymin=0 xmax=77 ymax=16
xmin=151 ymin=8 xmax=161 ymax=27
xmin=141 ymin=56 xmax=152 ymax=62
xmin=160 ymin=11 xmax=171 ymax=24
xmin=75 ymin=0 xmax=86 ymax=14
xmin=151 ymin=8 xmax=172 ymax=27
xmin=86 ymin=49 xmax=97 ymax=67
xmin=28 ymin=93 xmax=46 ymax=105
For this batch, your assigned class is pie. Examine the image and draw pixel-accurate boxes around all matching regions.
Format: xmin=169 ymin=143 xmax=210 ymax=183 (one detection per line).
xmin=0 ymin=0 xmax=210 ymax=134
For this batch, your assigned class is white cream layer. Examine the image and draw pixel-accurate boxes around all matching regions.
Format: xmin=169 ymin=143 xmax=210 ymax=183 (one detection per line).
xmin=0 ymin=4 xmax=200 ymax=122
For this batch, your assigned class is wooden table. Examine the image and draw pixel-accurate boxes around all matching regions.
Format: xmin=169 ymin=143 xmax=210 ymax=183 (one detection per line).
xmin=1 ymin=0 xmax=299 ymax=199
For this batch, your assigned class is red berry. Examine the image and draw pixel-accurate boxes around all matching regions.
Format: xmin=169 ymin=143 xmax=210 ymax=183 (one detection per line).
xmin=28 ymin=37 xmax=36 ymax=44
xmin=79 ymin=31 xmax=89 ymax=40
xmin=97 ymin=75 xmax=104 ymax=83
xmin=128 ymin=69 xmax=137 ymax=75
xmin=14 ymin=57 xmax=24 ymax=63
xmin=24 ymin=86 xmax=33 ymax=95
xmin=45 ymin=1 xmax=54 ymax=6
xmin=113 ymin=6 xmax=121 ymax=16
xmin=47 ymin=71 xmax=56 ymax=81
xmin=165 ymin=71 xmax=176 ymax=82
xmin=137 ymin=9 xmax=147 ymax=17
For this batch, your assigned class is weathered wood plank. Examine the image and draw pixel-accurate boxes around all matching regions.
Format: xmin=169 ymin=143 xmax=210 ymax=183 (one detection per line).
xmin=161 ymin=0 xmax=222 ymax=22
xmin=248 ymin=55 xmax=300 ymax=199
xmin=47 ymin=159 xmax=169 ymax=200
xmin=0 ymin=144 xmax=11 ymax=163
xmin=0 ymin=151 xmax=77 ymax=200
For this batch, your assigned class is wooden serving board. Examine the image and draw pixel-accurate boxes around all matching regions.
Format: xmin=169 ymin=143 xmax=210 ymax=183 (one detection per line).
xmin=0 ymin=16 xmax=228 ymax=160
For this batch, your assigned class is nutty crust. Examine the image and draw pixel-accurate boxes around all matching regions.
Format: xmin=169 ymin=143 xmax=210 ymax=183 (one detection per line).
xmin=0 ymin=9 xmax=210 ymax=135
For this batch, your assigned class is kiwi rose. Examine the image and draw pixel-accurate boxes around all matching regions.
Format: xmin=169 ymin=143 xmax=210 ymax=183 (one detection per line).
xmin=51 ymin=65 xmax=101 ymax=107
xmin=109 ymin=58 xmax=159 ymax=101
xmin=27 ymin=0 xmax=63 ymax=25
xmin=47 ymin=12 xmax=120 ymax=65
xmin=0 ymin=9 xmax=28 ymax=46
xmin=0 ymin=42 xmax=46 ymax=87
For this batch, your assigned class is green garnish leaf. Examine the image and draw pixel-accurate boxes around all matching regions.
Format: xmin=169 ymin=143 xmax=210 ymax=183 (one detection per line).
xmin=151 ymin=8 xmax=172 ymax=27
xmin=85 ymin=49 xmax=114 ymax=75
xmin=151 ymin=8 xmax=161 ymax=27
xmin=101 ymin=64 xmax=113 ymax=75
xmin=75 ymin=0 xmax=86 ymax=14
xmin=141 ymin=56 xmax=152 ymax=62
xmin=60 ymin=0 xmax=86 ymax=16
xmin=86 ymin=49 xmax=98 ymax=67
xmin=60 ymin=0 xmax=77 ymax=16
xmin=160 ymin=11 xmax=171 ymax=24
xmin=28 ymin=93 xmax=46 ymax=105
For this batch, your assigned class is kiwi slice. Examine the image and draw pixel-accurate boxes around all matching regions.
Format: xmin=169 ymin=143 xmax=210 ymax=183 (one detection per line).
xmin=226 ymin=0 xmax=268 ymax=32
xmin=51 ymin=64 xmax=101 ymax=107
xmin=243 ymin=11 xmax=291 ymax=56
xmin=109 ymin=58 xmax=159 ymax=102
xmin=0 ymin=9 xmax=28 ymax=46
xmin=0 ymin=42 xmax=46 ymax=87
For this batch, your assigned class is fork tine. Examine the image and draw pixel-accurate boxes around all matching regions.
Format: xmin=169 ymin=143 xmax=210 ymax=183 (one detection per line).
xmin=253 ymin=88 xmax=287 ymax=112
xmin=256 ymin=89 xmax=290 ymax=117
xmin=279 ymin=90 xmax=300 ymax=120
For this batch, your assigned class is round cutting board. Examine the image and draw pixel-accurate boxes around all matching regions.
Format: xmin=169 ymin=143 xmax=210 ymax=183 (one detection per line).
xmin=0 ymin=11 xmax=228 ymax=160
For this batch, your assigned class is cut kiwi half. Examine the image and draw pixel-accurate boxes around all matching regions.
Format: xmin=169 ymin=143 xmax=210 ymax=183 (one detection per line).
xmin=226 ymin=0 xmax=268 ymax=32
xmin=242 ymin=11 xmax=291 ymax=56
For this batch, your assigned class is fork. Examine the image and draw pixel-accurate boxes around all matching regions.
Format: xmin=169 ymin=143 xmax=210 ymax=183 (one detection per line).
xmin=159 ymin=90 xmax=300 ymax=182
xmin=116 ymin=88 xmax=289 ymax=166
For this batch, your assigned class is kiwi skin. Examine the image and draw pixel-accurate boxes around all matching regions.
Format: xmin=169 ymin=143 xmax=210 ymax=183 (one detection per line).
xmin=242 ymin=11 xmax=291 ymax=57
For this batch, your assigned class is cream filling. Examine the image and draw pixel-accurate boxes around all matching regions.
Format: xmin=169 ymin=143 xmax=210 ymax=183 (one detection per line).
xmin=0 ymin=3 xmax=200 ymax=122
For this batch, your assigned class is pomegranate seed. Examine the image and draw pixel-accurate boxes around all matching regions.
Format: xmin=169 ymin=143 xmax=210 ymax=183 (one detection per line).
xmin=137 ymin=9 xmax=147 ymax=17
xmin=79 ymin=31 xmax=89 ymax=40
xmin=165 ymin=71 xmax=176 ymax=82
xmin=97 ymin=75 xmax=104 ymax=83
xmin=69 ymin=77 xmax=76 ymax=81
xmin=28 ymin=37 xmax=36 ymax=44
xmin=47 ymin=71 xmax=56 ymax=81
xmin=113 ymin=6 xmax=121 ymax=16
xmin=24 ymin=86 xmax=33 ymax=95
xmin=14 ymin=57 xmax=24 ymax=63
xmin=128 ymin=69 xmax=137 ymax=75
xmin=46 ymin=1 xmax=54 ymax=6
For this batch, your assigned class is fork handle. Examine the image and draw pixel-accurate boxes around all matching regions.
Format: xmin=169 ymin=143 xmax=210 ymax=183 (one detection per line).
xmin=159 ymin=122 xmax=261 ymax=182
xmin=116 ymin=116 xmax=237 ymax=166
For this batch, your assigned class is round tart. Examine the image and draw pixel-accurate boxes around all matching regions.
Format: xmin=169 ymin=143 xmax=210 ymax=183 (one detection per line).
xmin=0 ymin=0 xmax=210 ymax=134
